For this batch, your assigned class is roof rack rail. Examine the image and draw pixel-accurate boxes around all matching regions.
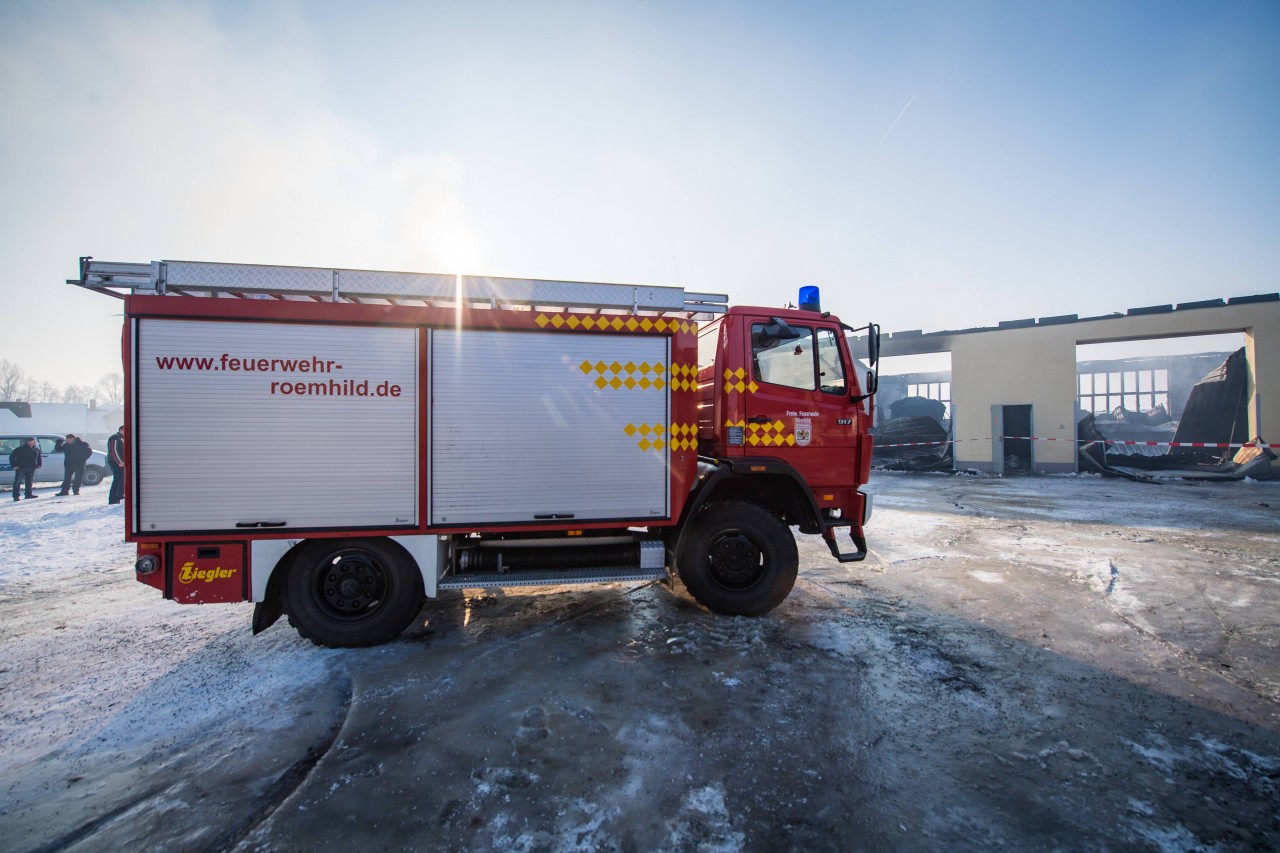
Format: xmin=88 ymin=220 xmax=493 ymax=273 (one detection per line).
xmin=69 ymin=257 xmax=729 ymax=316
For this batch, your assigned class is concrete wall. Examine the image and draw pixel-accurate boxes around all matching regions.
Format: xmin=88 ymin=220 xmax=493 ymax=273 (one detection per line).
xmin=877 ymin=299 xmax=1280 ymax=473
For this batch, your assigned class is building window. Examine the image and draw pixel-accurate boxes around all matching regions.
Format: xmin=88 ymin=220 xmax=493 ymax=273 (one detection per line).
xmin=1078 ymin=369 xmax=1168 ymax=415
xmin=906 ymin=381 xmax=951 ymax=419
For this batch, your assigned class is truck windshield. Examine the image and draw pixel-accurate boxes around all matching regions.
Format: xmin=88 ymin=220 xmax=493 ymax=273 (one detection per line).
xmin=816 ymin=328 xmax=846 ymax=394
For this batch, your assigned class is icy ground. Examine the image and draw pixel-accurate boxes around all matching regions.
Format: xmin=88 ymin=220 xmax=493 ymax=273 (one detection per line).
xmin=1 ymin=473 xmax=1278 ymax=852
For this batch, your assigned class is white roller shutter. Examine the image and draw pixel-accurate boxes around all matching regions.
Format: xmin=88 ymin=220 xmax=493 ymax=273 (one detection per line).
xmin=135 ymin=319 xmax=418 ymax=533
xmin=430 ymin=330 xmax=669 ymax=525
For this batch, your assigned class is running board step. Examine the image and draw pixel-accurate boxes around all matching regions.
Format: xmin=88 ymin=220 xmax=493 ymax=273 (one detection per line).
xmin=438 ymin=565 xmax=667 ymax=590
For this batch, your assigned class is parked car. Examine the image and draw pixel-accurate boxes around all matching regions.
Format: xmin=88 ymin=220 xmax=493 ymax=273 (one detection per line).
xmin=0 ymin=435 xmax=111 ymax=487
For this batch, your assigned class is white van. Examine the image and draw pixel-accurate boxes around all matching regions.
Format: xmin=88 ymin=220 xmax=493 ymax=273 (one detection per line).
xmin=1 ymin=435 xmax=111 ymax=487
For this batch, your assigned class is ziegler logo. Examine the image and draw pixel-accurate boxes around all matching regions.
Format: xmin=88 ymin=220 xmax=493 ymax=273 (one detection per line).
xmin=178 ymin=561 xmax=237 ymax=584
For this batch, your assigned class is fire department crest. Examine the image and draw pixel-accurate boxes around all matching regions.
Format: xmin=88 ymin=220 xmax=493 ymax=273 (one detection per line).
xmin=794 ymin=417 xmax=812 ymax=447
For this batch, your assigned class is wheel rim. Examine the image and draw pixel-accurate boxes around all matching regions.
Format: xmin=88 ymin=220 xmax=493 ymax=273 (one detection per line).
xmin=314 ymin=550 xmax=390 ymax=621
xmin=706 ymin=531 xmax=765 ymax=591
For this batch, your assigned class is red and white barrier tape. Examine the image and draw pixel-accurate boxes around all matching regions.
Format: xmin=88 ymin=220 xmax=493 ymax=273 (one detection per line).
xmin=875 ymin=436 xmax=1273 ymax=450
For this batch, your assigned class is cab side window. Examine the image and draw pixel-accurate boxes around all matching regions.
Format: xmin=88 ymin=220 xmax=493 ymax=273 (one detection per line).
xmin=38 ymin=438 xmax=59 ymax=454
xmin=752 ymin=323 xmax=815 ymax=391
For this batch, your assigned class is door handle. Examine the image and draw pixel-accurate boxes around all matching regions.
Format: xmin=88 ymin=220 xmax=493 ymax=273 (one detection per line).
xmin=747 ymin=416 xmax=771 ymax=424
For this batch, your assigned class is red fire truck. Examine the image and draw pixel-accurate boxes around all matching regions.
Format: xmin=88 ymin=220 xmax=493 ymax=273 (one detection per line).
xmin=72 ymin=258 xmax=879 ymax=647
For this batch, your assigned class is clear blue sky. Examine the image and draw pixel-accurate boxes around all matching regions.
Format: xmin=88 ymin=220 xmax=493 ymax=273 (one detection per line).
xmin=2 ymin=0 xmax=1277 ymax=387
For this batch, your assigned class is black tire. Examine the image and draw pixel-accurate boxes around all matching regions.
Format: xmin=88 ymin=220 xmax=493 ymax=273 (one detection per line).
xmin=284 ymin=538 xmax=424 ymax=648
xmin=677 ymin=501 xmax=798 ymax=616
xmin=82 ymin=466 xmax=105 ymax=487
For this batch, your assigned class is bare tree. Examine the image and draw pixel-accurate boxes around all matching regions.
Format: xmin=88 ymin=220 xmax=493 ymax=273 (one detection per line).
xmin=95 ymin=373 xmax=124 ymax=406
xmin=61 ymin=384 xmax=92 ymax=404
xmin=0 ymin=359 xmax=25 ymax=400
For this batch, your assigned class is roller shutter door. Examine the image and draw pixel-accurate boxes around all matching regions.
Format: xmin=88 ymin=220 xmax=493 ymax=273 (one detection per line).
xmin=134 ymin=319 xmax=418 ymax=533
xmin=430 ymin=330 xmax=669 ymax=525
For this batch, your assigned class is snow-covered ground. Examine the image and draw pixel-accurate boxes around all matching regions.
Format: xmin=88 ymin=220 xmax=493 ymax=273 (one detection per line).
xmin=0 ymin=488 xmax=338 ymax=766
xmin=2 ymin=472 xmax=1278 ymax=851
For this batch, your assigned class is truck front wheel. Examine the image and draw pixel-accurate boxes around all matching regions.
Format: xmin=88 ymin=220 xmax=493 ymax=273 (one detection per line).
xmin=678 ymin=501 xmax=798 ymax=616
xmin=284 ymin=538 xmax=424 ymax=648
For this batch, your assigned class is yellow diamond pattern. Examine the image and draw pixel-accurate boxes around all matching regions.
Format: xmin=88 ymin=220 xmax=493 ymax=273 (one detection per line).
xmin=714 ymin=419 xmax=800 ymax=447
xmin=628 ymin=422 xmax=697 ymax=452
xmin=582 ymin=357 xmax=684 ymax=392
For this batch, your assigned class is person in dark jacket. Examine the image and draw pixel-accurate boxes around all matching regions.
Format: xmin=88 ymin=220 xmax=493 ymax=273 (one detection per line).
xmin=107 ymin=425 xmax=125 ymax=505
xmin=56 ymin=434 xmax=94 ymax=496
xmin=9 ymin=437 xmax=41 ymax=501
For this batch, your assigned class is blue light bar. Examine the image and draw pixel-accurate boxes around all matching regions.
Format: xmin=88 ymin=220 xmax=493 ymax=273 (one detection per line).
xmin=798 ymin=286 xmax=821 ymax=312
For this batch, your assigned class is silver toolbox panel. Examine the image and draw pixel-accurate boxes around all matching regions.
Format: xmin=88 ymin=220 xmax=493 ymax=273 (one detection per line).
xmin=430 ymin=330 xmax=669 ymax=525
xmin=134 ymin=319 xmax=418 ymax=533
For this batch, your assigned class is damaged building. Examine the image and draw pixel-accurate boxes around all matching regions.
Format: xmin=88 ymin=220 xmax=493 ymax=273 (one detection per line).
xmin=867 ymin=293 xmax=1279 ymax=478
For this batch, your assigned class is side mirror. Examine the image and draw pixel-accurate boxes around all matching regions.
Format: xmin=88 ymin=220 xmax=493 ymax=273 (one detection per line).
xmin=867 ymin=323 xmax=881 ymax=368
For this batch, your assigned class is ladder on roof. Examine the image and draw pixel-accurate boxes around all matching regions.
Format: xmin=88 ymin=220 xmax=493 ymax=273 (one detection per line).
xmin=68 ymin=257 xmax=729 ymax=316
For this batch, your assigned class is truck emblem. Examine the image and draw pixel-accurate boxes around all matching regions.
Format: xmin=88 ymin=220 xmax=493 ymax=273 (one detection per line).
xmin=794 ymin=418 xmax=813 ymax=447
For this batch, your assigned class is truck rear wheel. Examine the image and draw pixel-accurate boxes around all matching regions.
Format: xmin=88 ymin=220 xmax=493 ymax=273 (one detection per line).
xmin=284 ymin=538 xmax=424 ymax=648
xmin=678 ymin=501 xmax=798 ymax=616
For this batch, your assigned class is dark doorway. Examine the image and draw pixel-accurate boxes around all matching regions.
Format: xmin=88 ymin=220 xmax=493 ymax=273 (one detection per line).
xmin=994 ymin=404 xmax=1033 ymax=473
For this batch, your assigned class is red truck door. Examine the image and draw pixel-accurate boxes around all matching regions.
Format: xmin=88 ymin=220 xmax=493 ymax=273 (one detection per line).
xmin=725 ymin=314 xmax=859 ymax=494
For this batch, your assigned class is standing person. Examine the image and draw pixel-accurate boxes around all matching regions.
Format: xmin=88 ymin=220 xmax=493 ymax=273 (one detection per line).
xmin=9 ymin=437 xmax=42 ymax=501
xmin=56 ymin=434 xmax=94 ymax=496
xmin=107 ymin=425 xmax=126 ymax=505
